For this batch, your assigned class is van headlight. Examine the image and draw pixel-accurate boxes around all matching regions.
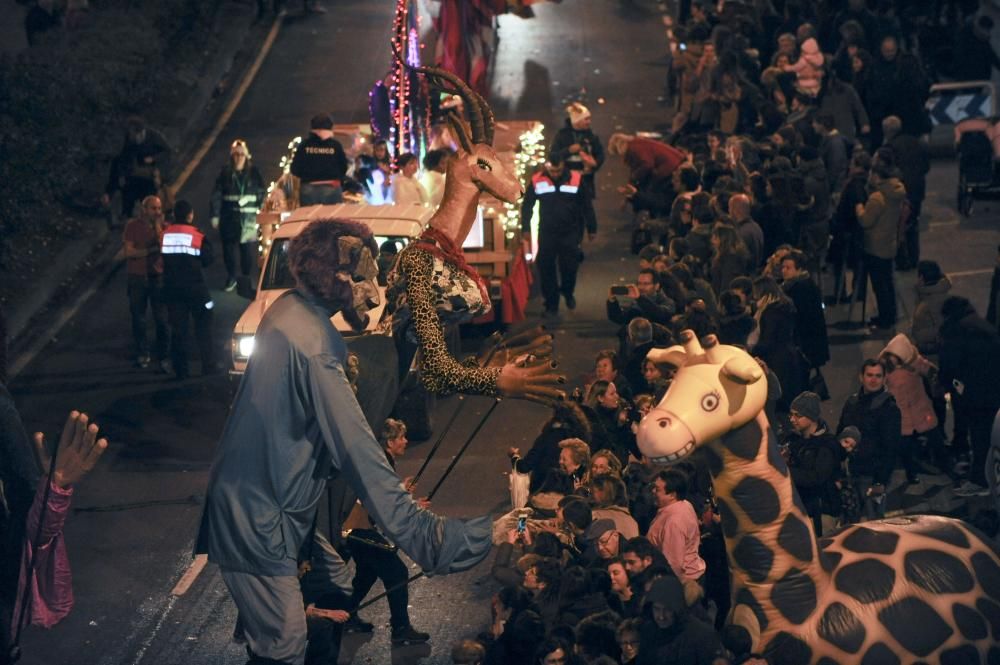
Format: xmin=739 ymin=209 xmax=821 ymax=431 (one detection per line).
xmin=232 ymin=334 xmax=255 ymax=360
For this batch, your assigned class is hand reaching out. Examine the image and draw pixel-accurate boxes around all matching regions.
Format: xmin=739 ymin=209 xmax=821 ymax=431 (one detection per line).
xmin=33 ymin=411 xmax=108 ymax=489
xmin=305 ymin=605 xmax=350 ymax=623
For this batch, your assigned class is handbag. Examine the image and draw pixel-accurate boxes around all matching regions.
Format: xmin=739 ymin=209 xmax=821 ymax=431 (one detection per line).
xmin=810 ymin=367 xmax=831 ymax=401
xmin=509 ymin=459 xmax=531 ymax=510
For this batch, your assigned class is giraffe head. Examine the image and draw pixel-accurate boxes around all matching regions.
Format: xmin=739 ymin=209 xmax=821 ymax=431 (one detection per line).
xmin=636 ymin=331 xmax=768 ymax=464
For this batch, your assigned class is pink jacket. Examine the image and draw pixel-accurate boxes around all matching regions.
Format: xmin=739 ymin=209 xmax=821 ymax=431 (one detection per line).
xmin=880 ymin=334 xmax=938 ymax=435
xmin=13 ymin=480 xmax=74 ymax=632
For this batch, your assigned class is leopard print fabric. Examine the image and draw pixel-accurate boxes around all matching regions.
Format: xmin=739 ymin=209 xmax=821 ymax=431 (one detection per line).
xmin=389 ymin=246 xmax=500 ymax=396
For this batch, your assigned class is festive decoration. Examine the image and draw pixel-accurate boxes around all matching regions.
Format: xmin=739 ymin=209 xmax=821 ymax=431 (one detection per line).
xmin=637 ymin=332 xmax=1000 ymax=664
xmin=381 ymin=0 xmax=429 ymax=158
xmin=502 ymin=122 xmax=546 ymax=241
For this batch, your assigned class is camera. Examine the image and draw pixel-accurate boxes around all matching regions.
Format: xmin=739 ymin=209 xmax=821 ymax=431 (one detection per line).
xmin=609 ymin=284 xmax=631 ymax=296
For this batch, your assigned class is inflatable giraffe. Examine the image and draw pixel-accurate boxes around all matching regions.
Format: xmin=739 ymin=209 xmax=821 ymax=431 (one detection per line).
xmin=636 ymin=331 xmax=1000 ymax=665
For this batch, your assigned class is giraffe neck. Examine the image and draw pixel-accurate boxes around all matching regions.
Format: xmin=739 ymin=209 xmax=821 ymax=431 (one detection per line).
xmin=707 ymin=414 xmax=831 ymax=603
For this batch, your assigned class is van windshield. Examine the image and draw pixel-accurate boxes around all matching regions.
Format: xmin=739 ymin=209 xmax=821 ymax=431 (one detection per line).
xmin=261 ymin=236 xmax=412 ymax=291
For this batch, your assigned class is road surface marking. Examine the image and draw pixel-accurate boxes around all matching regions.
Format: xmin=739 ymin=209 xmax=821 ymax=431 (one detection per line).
xmin=171 ymin=13 xmax=284 ymax=193
xmin=948 ymin=268 xmax=994 ymax=278
xmin=171 ymin=553 xmax=208 ymax=596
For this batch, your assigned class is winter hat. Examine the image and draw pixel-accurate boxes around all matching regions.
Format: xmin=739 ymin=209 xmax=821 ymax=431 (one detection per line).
xmin=583 ymin=518 xmax=616 ymax=543
xmin=790 ymin=391 xmax=821 ymax=422
xmin=839 ymin=426 xmax=861 ymax=443
xmin=567 ymin=102 xmax=591 ymax=125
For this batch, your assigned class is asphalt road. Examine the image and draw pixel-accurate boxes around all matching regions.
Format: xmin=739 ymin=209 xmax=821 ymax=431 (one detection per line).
xmin=8 ymin=1 xmax=1000 ymax=664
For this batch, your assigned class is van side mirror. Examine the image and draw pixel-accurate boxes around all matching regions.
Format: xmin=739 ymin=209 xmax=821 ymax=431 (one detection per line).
xmin=236 ymin=276 xmax=255 ymax=300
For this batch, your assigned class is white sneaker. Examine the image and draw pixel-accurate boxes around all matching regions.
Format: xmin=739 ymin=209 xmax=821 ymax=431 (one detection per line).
xmin=953 ymin=480 xmax=989 ymax=497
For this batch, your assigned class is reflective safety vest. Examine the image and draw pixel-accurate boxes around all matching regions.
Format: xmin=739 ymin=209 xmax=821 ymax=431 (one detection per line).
xmin=161 ymin=224 xmax=205 ymax=257
xmin=531 ymin=169 xmax=583 ymax=196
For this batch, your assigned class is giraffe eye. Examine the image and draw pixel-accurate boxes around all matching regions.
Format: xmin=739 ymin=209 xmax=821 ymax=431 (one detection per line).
xmin=476 ymin=158 xmax=493 ymax=172
xmin=701 ymin=393 xmax=720 ymax=411
xmin=657 ymin=417 xmax=670 ymax=429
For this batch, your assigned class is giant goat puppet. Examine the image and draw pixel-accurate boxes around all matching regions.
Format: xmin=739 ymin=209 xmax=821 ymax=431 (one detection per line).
xmin=636 ymin=331 xmax=1000 ymax=665
xmin=385 ymin=58 xmax=564 ymax=402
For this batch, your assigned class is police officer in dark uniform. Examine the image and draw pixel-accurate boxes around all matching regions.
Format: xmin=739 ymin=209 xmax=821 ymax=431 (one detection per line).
xmin=291 ymin=113 xmax=349 ymax=206
xmin=521 ymin=155 xmax=591 ymax=317
xmin=162 ymin=200 xmax=216 ymax=379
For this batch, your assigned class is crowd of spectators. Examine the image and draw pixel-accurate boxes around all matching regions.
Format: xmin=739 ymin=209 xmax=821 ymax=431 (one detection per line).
xmin=441 ymin=1 xmax=1000 ymax=663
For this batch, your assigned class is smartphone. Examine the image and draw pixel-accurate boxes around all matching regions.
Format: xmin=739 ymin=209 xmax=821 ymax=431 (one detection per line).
xmin=679 ymin=42 xmax=687 ymax=51
xmin=609 ymin=285 xmax=630 ymax=296
xmin=516 ymin=516 xmax=527 ymax=534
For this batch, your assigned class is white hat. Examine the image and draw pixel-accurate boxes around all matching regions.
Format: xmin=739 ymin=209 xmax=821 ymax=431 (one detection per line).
xmin=566 ymin=102 xmax=591 ymax=124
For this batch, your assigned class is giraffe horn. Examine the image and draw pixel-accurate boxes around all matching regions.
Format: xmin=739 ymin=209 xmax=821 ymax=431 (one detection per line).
xmin=392 ymin=42 xmax=487 ymax=144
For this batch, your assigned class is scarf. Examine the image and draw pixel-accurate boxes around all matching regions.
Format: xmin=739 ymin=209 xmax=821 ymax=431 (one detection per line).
xmin=414 ymin=226 xmax=491 ymax=305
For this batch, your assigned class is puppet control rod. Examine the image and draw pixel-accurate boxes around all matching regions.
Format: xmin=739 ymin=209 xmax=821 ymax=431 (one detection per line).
xmin=356 ymin=398 xmax=501 ymax=612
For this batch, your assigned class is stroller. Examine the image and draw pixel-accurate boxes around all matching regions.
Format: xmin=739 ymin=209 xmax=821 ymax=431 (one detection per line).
xmin=955 ymin=117 xmax=1000 ymax=216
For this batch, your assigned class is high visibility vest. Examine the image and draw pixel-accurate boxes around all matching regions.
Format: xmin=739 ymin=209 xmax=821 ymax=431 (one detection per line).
xmin=161 ymin=224 xmax=205 ymax=257
xmin=531 ymin=170 xmax=583 ymax=196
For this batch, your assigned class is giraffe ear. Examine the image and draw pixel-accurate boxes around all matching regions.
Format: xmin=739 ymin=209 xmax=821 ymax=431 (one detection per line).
xmin=646 ymin=345 xmax=688 ymax=368
xmin=721 ymin=357 xmax=763 ymax=384
xmin=446 ymin=111 xmax=474 ymax=154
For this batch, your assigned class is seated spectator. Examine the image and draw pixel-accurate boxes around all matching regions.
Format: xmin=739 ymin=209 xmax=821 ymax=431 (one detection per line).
xmin=487 ymin=609 xmax=545 ymax=665
xmin=589 ymin=450 xmax=622 ymax=478
xmin=622 ymin=318 xmax=657 ymax=395
xmin=511 ymin=402 xmax=593 ymax=493
xmin=638 ymin=357 xmax=675 ymax=399
xmin=580 ymin=519 xmax=623 ymax=565
xmin=590 ymin=474 xmax=640 ymax=539
xmin=526 ymin=469 xmax=575 ymax=520
xmin=492 ymin=525 xmax=565 ymax=589
xmin=782 ymin=391 xmax=843 ymax=535
xmin=583 ymin=382 xmax=634 ymax=464
xmin=617 ymin=617 xmax=642 ymax=664
xmin=524 ymin=558 xmax=563 ymax=629
xmin=636 ymin=577 xmax=723 ymax=664
xmin=558 ymin=438 xmax=593 ymax=492
xmin=591 ymin=349 xmax=633 ymax=401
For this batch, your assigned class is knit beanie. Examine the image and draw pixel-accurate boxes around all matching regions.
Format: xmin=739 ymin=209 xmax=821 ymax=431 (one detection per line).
xmin=839 ymin=426 xmax=861 ymax=443
xmin=790 ymin=391 xmax=821 ymax=422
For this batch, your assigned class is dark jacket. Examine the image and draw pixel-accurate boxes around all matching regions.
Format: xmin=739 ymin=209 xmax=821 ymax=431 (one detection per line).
xmin=210 ymin=164 xmax=267 ymax=243
xmin=582 ymin=404 xmax=636 ymax=463
xmin=783 ymin=273 xmax=830 ymax=367
xmin=513 ymin=403 xmax=592 ymax=493
xmin=798 ymin=157 xmax=832 ymax=224
xmin=754 ymin=299 xmax=809 ymax=412
xmin=160 ymin=223 xmax=214 ymax=303
xmin=837 ymin=387 xmax=901 ymax=484
xmin=548 ymin=120 xmax=605 ymax=199
xmin=521 ymin=169 xmax=589 ymax=239
xmin=783 ymin=423 xmax=843 ymax=518
xmin=607 ymin=290 xmax=676 ymax=328
xmin=859 ymin=177 xmax=906 ymax=260
xmin=710 ymin=250 xmax=749 ymax=300
xmin=939 ymin=307 xmax=1000 ymax=411
xmin=718 ymin=312 xmax=755 ymax=346
xmin=637 ymin=578 xmax=723 ymax=665
xmin=290 ymin=132 xmax=349 ymax=184
xmin=911 ymin=276 xmax=952 ymax=355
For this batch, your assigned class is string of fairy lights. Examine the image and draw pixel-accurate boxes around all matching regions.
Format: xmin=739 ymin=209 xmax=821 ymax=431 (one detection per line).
xmin=503 ymin=122 xmax=547 ymax=240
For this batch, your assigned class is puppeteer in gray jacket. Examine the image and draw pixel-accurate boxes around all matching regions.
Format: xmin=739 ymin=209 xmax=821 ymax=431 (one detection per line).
xmin=195 ymin=220 xmax=492 ymax=664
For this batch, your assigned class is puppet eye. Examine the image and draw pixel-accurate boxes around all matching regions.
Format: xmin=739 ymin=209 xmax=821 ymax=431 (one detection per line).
xmin=476 ymin=158 xmax=492 ymax=172
xmin=657 ymin=417 xmax=670 ymax=429
xmin=701 ymin=393 xmax=720 ymax=411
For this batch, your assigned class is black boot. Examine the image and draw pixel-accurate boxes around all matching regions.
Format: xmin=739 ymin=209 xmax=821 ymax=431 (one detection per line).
xmin=391 ymin=625 xmax=430 ymax=645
